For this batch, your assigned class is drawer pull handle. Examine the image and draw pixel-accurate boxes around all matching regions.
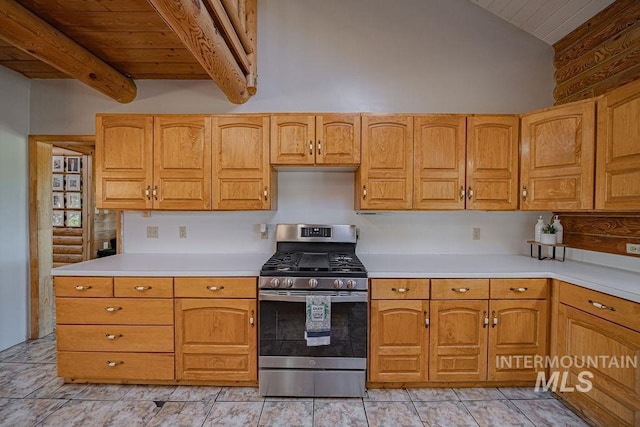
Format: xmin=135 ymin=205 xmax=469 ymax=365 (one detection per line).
xmin=483 ymin=311 xmax=489 ymax=328
xmin=105 ymin=334 xmax=123 ymax=340
xmin=106 ymin=361 xmax=123 ymax=367
xmin=74 ymin=285 xmax=92 ymax=291
xmin=588 ymin=300 xmax=616 ymax=311
xmin=392 ymin=287 xmax=409 ymax=293
xmin=250 ymin=310 xmax=255 ymax=327
xmin=492 ymin=310 xmax=498 ymax=328
xmin=424 ymin=311 xmax=429 ymax=328
xmin=207 ymin=286 xmax=225 ymax=291
xmin=309 ymin=140 xmax=313 ymax=155
xmin=105 ymin=306 xmax=122 ymax=312
xmin=509 ymin=287 xmax=528 ymax=293
xmin=133 ymin=286 xmax=152 ymax=291
xmin=452 ymin=287 xmax=470 ymax=293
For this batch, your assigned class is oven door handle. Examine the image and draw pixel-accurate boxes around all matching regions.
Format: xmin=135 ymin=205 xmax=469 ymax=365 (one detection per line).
xmin=259 ymin=292 xmax=368 ymax=303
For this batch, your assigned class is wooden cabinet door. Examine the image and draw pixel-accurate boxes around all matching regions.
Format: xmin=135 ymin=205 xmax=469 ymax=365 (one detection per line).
xmin=315 ymin=114 xmax=361 ymax=165
xmin=95 ymin=115 xmax=153 ymax=209
xmin=414 ymin=115 xmax=466 ymax=210
xmin=212 ymin=115 xmax=272 ymax=210
xmin=596 ymin=80 xmax=640 ymax=210
xmin=175 ymin=298 xmax=257 ymax=382
xmin=154 ymin=116 xmax=212 ymax=210
xmin=369 ymin=300 xmax=428 ymax=382
xmin=488 ymin=299 xmax=548 ymax=381
xmin=429 ymin=300 xmax=488 ymax=382
xmin=357 ymin=115 xmax=413 ymax=209
xmin=466 ymin=116 xmax=519 ymax=210
xmin=270 ymin=115 xmax=315 ymax=165
xmin=521 ymin=100 xmax=595 ymax=211
xmin=557 ymin=304 xmax=640 ymax=427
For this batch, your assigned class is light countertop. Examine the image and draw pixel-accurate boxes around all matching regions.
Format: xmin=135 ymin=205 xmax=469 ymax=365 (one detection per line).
xmin=52 ymin=253 xmax=640 ymax=303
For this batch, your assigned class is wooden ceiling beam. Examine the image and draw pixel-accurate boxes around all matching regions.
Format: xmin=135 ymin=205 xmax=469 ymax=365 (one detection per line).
xmin=245 ymin=0 xmax=257 ymax=95
xmin=219 ymin=0 xmax=254 ymax=54
xmin=0 ymin=0 xmax=137 ymax=103
xmin=203 ymin=0 xmax=251 ymax=73
xmin=147 ymin=0 xmax=250 ymax=104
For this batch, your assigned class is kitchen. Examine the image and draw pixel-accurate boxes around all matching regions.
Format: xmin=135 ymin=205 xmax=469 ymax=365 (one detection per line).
xmin=1 ymin=0 xmax=640 ymax=426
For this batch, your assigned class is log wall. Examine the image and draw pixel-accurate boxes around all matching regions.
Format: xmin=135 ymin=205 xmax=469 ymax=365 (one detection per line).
xmin=553 ymin=0 xmax=640 ymax=105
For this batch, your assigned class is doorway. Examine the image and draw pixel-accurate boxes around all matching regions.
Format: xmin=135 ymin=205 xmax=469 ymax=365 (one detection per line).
xmin=28 ymin=135 xmax=117 ymax=339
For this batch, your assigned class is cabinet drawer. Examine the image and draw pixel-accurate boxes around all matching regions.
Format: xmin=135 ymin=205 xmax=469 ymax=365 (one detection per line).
xmin=490 ymin=279 xmax=548 ymax=299
xmin=431 ymin=279 xmax=489 ymax=299
xmin=56 ymin=325 xmax=174 ymax=352
xmin=114 ymin=277 xmax=173 ymax=298
xmin=174 ymin=277 xmax=256 ymax=298
xmin=559 ymin=282 xmax=640 ymax=332
xmin=54 ymin=277 xmax=113 ymax=297
xmin=56 ymin=298 xmax=174 ymax=325
xmin=370 ymin=279 xmax=429 ymax=299
xmin=58 ymin=351 xmax=174 ymax=380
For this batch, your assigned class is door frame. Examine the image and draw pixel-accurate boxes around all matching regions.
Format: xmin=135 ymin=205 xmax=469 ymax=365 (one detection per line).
xmin=28 ymin=135 xmax=94 ymax=339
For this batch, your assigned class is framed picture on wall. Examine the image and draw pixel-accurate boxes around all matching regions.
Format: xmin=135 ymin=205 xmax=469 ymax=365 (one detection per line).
xmin=52 ymin=174 xmax=64 ymax=191
xmin=65 ymin=174 xmax=81 ymax=191
xmin=66 ymin=211 xmax=81 ymax=227
xmin=65 ymin=156 xmax=81 ymax=173
xmin=66 ymin=192 xmax=81 ymax=209
xmin=52 ymin=192 xmax=64 ymax=209
xmin=52 ymin=210 xmax=64 ymax=227
xmin=52 ymin=156 xmax=64 ymax=173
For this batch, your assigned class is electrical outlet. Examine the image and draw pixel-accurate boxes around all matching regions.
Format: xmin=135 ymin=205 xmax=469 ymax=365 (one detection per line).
xmin=627 ymin=243 xmax=640 ymax=254
xmin=147 ymin=226 xmax=158 ymax=238
xmin=260 ymin=223 xmax=268 ymax=239
xmin=472 ymin=228 xmax=481 ymax=240
xmin=179 ymin=226 xmax=187 ymax=239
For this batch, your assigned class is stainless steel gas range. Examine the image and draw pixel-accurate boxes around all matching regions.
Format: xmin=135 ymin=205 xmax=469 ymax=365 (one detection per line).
xmin=258 ymin=224 xmax=368 ymax=397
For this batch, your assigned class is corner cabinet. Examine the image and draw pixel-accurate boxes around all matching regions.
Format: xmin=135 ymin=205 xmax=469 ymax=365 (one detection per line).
xmin=174 ymin=277 xmax=257 ymax=383
xmin=357 ymin=115 xmax=414 ymax=210
xmin=520 ymin=100 xmax=596 ymax=211
xmin=596 ymin=79 xmax=640 ymax=210
xmin=212 ymin=115 xmax=274 ymax=210
xmin=270 ymin=114 xmax=361 ymax=166
xmin=369 ymin=279 xmax=430 ymax=382
xmin=96 ymin=114 xmax=212 ymax=210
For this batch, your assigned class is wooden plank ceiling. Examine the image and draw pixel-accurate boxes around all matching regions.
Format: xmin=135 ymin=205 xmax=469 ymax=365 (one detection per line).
xmin=0 ymin=0 xmax=210 ymax=80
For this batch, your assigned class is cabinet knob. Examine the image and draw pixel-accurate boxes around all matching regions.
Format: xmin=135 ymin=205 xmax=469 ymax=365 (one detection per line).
xmin=317 ymin=139 xmax=322 ymax=155
xmin=509 ymin=287 xmax=528 ymax=293
xmin=105 ymin=306 xmax=122 ymax=312
xmin=263 ymin=186 xmax=268 ymax=201
xmin=492 ymin=310 xmax=498 ymax=328
xmin=467 ymin=187 xmax=473 ymax=200
xmin=145 ymin=186 xmax=151 ymax=200
xmin=588 ymin=299 xmax=616 ymax=311
xmin=459 ymin=186 xmax=465 ymax=201
xmin=74 ymin=285 xmax=92 ymax=291
xmin=362 ymin=185 xmax=367 ymax=200
xmin=206 ymin=286 xmax=224 ymax=291
xmin=309 ymin=140 xmax=313 ymax=155
xmin=424 ymin=311 xmax=429 ymax=328
xmin=451 ymin=287 xmax=470 ymax=293
xmin=391 ymin=287 xmax=409 ymax=293
xmin=105 ymin=334 xmax=122 ymax=340
xmin=250 ymin=310 xmax=255 ymax=327
xmin=106 ymin=361 xmax=123 ymax=367
xmin=483 ymin=311 xmax=489 ymax=328
xmin=152 ymin=185 xmax=158 ymax=200
xmin=133 ymin=286 xmax=152 ymax=291
xmin=522 ymin=185 xmax=527 ymax=201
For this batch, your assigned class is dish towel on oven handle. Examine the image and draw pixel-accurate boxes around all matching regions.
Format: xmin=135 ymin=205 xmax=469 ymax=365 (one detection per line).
xmin=305 ymin=295 xmax=331 ymax=346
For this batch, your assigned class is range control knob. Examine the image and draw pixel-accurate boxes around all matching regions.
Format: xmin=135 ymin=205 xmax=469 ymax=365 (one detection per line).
xmin=270 ymin=278 xmax=281 ymax=288
xmin=308 ymin=278 xmax=318 ymax=288
xmin=333 ymin=279 xmax=344 ymax=289
xmin=284 ymin=278 xmax=294 ymax=288
xmin=346 ymin=279 xmax=357 ymax=289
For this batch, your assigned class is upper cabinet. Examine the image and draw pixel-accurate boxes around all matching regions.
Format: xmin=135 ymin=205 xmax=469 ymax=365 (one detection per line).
xmin=596 ymin=79 xmax=640 ymax=211
xmin=96 ymin=114 xmax=212 ymax=211
xmin=520 ymin=100 xmax=596 ymax=211
xmin=212 ymin=115 xmax=273 ymax=210
xmin=413 ymin=115 xmax=518 ymax=211
xmin=357 ymin=115 xmax=413 ymax=210
xmin=466 ymin=116 xmax=519 ymax=210
xmin=270 ymin=114 xmax=361 ymax=166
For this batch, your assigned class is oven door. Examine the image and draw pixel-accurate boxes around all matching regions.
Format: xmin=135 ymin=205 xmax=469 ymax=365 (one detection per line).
xmin=258 ymin=290 xmax=367 ymax=370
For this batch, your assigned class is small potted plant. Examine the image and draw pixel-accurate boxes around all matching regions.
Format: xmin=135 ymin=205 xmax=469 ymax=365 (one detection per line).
xmin=540 ymin=223 xmax=557 ymax=244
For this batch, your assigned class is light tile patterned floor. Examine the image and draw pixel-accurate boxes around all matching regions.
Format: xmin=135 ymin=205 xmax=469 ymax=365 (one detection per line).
xmin=0 ymin=334 xmax=593 ymax=427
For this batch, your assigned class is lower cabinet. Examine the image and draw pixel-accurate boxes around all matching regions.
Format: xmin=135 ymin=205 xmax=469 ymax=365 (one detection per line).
xmin=556 ymin=281 xmax=640 ymax=427
xmin=174 ymin=277 xmax=257 ymax=383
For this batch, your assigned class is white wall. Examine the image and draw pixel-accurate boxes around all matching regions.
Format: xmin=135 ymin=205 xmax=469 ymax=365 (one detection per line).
xmin=29 ymin=0 xmax=554 ymax=134
xmin=0 ymin=67 xmax=30 ymax=351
